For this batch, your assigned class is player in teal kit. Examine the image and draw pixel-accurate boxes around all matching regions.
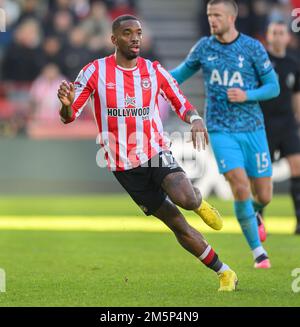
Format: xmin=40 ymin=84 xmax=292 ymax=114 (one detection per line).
xmin=171 ymin=0 xmax=280 ymax=268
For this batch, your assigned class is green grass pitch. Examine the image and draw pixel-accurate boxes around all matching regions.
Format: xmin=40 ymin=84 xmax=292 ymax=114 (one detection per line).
xmin=0 ymin=195 xmax=299 ymax=307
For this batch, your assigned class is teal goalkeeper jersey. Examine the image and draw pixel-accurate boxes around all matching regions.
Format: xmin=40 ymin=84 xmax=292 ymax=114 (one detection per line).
xmin=184 ymin=33 xmax=273 ymax=132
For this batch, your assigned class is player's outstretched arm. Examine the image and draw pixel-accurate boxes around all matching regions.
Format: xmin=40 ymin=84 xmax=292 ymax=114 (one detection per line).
xmin=245 ymin=69 xmax=280 ymax=102
xmin=227 ymin=70 xmax=280 ymax=103
xmin=170 ymin=38 xmax=204 ymax=84
xmin=57 ymin=80 xmax=75 ymax=123
xmin=170 ymin=62 xmax=198 ymax=85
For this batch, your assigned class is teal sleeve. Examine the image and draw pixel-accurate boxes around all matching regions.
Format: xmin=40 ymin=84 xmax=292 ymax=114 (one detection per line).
xmin=170 ymin=62 xmax=199 ymax=85
xmin=246 ymin=69 xmax=280 ymax=102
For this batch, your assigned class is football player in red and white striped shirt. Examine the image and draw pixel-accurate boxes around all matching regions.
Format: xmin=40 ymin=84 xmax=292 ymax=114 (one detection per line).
xmin=57 ymin=15 xmax=237 ymax=291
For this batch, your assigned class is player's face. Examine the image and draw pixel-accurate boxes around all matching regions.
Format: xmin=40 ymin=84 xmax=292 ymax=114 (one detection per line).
xmin=207 ymin=4 xmax=234 ymax=36
xmin=267 ymin=24 xmax=290 ymax=49
xmin=112 ymin=20 xmax=142 ymax=60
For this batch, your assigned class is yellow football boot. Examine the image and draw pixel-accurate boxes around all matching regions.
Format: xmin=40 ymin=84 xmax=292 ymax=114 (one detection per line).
xmin=218 ymin=269 xmax=238 ymax=292
xmin=195 ymin=200 xmax=223 ymax=230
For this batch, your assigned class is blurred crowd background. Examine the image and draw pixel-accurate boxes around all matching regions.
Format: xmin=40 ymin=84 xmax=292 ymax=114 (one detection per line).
xmin=0 ymin=0 xmax=299 ymax=138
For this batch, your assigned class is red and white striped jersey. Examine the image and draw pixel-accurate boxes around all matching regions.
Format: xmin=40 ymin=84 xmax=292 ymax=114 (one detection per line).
xmin=65 ymin=54 xmax=194 ymax=171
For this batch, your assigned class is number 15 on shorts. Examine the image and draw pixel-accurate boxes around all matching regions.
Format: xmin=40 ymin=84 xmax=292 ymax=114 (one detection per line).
xmin=256 ymin=152 xmax=269 ymax=174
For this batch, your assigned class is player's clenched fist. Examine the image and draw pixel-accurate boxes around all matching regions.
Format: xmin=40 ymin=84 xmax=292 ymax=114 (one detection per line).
xmin=227 ymin=88 xmax=247 ymax=103
xmin=57 ymin=80 xmax=75 ymax=107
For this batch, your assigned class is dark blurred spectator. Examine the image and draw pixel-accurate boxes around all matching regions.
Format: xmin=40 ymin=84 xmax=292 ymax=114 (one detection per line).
xmin=61 ymin=26 xmax=90 ymax=80
xmin=106 ymin=0 xmax=137 ymax=20
xmin=80 ymin=1 xmax=112 ymax=61
xmin=49 ymin=0 xmax=73 ymax=12
xmin=44 ymin=10 xmax=74 ymax=42
xmin=101 ymin=0 xmax=136 ymax=11
xmin=236 ymin=0 xmax=252 ymax=35
xmin=2 ymin=18 xmax=43 ymax=81
xmin=250 ymin=0 xmax=272 ymax=41
xmin=197 ymin=0 xmax=210 ymax=36
xmin=40 ymin=36 xmax=67 ymax=74
xmin=81 ymin=1 xmax=111 ymax=40
xmin=15 ymin=0 xmax=46 ymax=25
xmin=87 ymin=35 xmax=113 ymax=62
xmin=46 ymin=0 xmax=87 ymax=25
xmin=73 ymin=0 xmax=91 ymax=20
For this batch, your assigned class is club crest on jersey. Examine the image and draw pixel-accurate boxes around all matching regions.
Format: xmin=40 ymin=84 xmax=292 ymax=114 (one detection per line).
xmin=141 ymin=77 xmax=151 ymax=90
xmin=125 ymin=94 xmax=136 ymax=107
xmin=209 ymin=69 xmax=244 ymax=87
xmin=238 ymin=55 xmax=244 ymax=68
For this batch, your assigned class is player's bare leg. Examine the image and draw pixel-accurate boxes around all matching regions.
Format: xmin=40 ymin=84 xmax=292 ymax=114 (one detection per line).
xmin=225 ymin=168 xmax=270 ymax=268
xmin=286 ymin=154 xmax=300 ymax=234
xmin=154 ymin=199 xmax=206 ymax=255
xmin=161 ymin=172 xmax=223 ymax=230
xmin=250 ymin=177 xmax=273 ymax=242
xmin=250 ymin=177 xmax=273 ymax=207
xmin=153 ymin=199 xmax=237 ymax=291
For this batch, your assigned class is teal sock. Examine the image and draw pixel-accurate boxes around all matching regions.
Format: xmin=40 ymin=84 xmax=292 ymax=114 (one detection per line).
xmin=234 ymin=199 xmax=261 ymax=250
xmin=252 ymin=201 xmax=265 ymax=213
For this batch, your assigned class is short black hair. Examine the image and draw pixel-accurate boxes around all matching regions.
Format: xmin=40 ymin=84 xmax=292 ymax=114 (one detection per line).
xmin=112 ymin=15 xmax=139 ymax=33
xmin=207 ymin=0 xmax=238 ymax=16
xmin=267 ymin=20 xmax=290 ymax=32
xmin=269 ymin=20 xmax=288 ymax=27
